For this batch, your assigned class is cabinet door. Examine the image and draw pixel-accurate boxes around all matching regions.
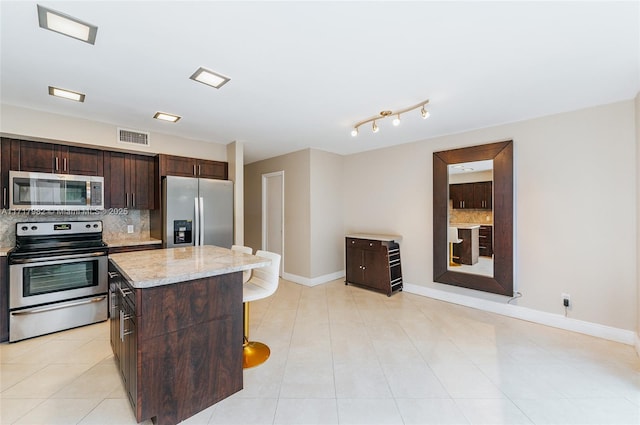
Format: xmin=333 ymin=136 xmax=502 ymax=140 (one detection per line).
xmin=65 ymin=145 xmax=103 ymax=176
xmin=362 ymin=249 xmax=387 ymax=292
xmin=10 ymin=140 xmax=56 ymax=173
xmin=129 ymin=155 xmax=154 ymax=209
xmin=160 ymin=154 xmax=196 ymax=177
xmin=473 ymin=181 xmax=492 ymax=210
xmin=345 ymin=246 xmax=364 ymax=285
xmin=197 ymin=159 xmax=227 ymax=180
xmin=104 ymin=152 xmax=128 ymax=208
xmin=1 ymin=138 xmax=9 ymax=209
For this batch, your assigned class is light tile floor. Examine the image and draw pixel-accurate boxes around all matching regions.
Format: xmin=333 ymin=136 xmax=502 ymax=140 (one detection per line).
xmin=1 ymin=278 xmax=639 ymax=424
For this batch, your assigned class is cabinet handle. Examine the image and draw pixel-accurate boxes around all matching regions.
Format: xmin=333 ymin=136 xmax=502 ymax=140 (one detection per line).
xmin=198 ymin=164 xmax=201 ymax=175
xmin=132 ymin=192 xmax=135 ymax=207
xmin=55 ymin=157 xmax=59 ymax=171
xmin=3 ymin=187 xmax=6 ymax=208
xmin=108 ymin=271 xmax=119 ymax=279
xmin=63 ymin=157 xmax=67 ymax=172
xmin=193 ymin=164 xmax=196 ymax=176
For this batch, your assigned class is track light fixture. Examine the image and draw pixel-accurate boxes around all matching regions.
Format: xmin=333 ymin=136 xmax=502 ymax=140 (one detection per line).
xmin=351 ymin=99 xmax=429 ymax=136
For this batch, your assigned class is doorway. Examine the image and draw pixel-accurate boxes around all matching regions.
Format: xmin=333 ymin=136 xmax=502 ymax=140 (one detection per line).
xmin=262 ymin=171 xmax=284 ymax=276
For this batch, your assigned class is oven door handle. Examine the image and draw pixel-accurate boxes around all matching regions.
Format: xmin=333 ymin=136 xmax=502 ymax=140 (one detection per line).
xmin=11 ymin=296 xmax=107 ymax=315
xmin=10 ymin=251 xmax=107 ymax=264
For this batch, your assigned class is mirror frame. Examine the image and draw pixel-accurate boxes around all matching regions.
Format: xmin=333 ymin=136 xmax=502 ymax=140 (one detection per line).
xmin=433 ymin=140 xmax=513 ymax=296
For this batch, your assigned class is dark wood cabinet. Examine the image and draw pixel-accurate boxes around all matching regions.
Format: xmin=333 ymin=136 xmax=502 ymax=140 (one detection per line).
xmin=345 ymin=235 xmax=402 ymax=296
xmin=104 ymin=152 xmax=156 ymax=209
xmin=109 ymin=262 xmax=137 ymax=411
xmin=452 ymin=227 xmax=479 ymax=265
xmin=473 ymin=181 xmax=492 ymax=209
xmin=0 ymin=255 xmax=8 ymax=342
xmin=479 ymin=225 xmax=493 ymax=257
xmin=109 ymin=260 xmax=242 ymax=425
xmin=1 ymin=138 xmax=9 ymax=209
xmin=8 ymin=139 xmax=103 ymax=176
xmin=450 ymin=181 xmax=492 ymax=210
xmin=159 ymin=154 xmax=227 ymax=180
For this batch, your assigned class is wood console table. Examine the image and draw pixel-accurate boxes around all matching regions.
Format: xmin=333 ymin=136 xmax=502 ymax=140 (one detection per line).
xmin=345 ymin=234 xmax=403 ymax=296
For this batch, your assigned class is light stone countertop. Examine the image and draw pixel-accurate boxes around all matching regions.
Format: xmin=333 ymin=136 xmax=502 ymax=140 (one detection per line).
xmin=450 ymin=223 xmax=481 ymax=229
xmin=346 ymin=233 xmax=402 ymax=242
xmin=0 ymin=247 xmax=11 ymax=256
xmin=109 ymin=245 xmax=271 ymax=289
xmin=104 ymin=236 xmax=163 ymax=248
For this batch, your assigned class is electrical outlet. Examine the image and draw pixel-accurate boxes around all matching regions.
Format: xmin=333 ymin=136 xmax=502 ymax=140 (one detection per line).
xmin=561 ymin=293 xmax=570 ymax=308
xmin=127 ymin=225 xmax=134 ymax=234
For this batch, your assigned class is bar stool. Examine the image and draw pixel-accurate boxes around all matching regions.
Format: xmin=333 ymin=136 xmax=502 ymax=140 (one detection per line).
xmin=231 ymin=245 xmax=253 ymax=283
xmin=242 ymin=250 xmax=281 ymax=368
xmin=448 ymin=227 xmax=462 ymax=267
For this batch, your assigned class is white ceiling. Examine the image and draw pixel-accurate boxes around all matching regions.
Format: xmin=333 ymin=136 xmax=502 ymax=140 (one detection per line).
xmin=1 ymin=1 xmax=638 ymax=164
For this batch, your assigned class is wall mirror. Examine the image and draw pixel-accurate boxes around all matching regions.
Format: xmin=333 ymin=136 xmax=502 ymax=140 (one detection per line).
xmin=433 ymin=140 xmax=513 ymax=296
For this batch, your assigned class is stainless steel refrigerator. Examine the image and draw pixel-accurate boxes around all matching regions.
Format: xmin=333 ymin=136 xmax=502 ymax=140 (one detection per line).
xmin=162 ymin=176 xmax=233 ymax=248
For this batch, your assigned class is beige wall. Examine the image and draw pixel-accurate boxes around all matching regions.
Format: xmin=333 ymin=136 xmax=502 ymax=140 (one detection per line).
xmin=1 ymin=104 xmax=228 ymax=160
xmin=309 ymin=149 xmax=344 ymax=278
xmin=344 ymin=100 xmax=637 ymax=331
xmin=244 ymin=149 xmax=311 ymax=278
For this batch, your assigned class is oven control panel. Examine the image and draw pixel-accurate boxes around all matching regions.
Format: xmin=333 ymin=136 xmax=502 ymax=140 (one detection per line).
xmin=16 ymin=221 xmax=103 ymax=237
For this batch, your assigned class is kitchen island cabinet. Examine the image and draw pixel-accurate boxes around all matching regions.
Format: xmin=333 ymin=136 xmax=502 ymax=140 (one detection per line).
xmin=452 ymin=225 xmax=479 ymax=265
xmin=108 ymin=246 xmax=269 ymax=425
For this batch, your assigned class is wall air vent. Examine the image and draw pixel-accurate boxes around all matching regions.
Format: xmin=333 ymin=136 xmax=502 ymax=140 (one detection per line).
xmin=117 ymin=128 xmax=150 ymax=146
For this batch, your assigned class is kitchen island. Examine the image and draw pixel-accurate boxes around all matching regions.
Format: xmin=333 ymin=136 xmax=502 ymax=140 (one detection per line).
xmin=108 ymin=245 xmax=270 ymax=425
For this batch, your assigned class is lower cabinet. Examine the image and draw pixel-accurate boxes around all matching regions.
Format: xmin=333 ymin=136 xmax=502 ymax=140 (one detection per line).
xmin=479 ymin=225 xmax=493 ymax=257
xmin=108 ymin=260 xmax=242 ymax=425
xmin=345 ymin=235 xmax=403 ymax=296
xmin=453 ymin=227 xmax=479 ymax=265
xmin=108 ymin=262 xmax=137 ymax=412
xmin=0 ymin=256 xmax=8 ymax=342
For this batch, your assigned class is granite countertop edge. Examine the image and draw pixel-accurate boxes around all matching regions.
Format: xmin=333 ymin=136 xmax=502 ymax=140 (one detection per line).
xmin=104 ymin=237 xmax=163 ymax=248
xmin=109 ymin=246 xmax=271 ymax=289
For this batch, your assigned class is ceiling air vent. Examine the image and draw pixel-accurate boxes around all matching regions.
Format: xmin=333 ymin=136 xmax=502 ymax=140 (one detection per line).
xmin=118 ymin=128 xmax=150 ymax=146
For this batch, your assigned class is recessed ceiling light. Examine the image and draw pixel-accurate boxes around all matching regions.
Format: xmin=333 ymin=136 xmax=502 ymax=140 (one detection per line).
xmin=189 ymin=67 xmax=230 ymax=89
xmin=48 ymin=86 xmax=85 ymax=102
xmin=37 ymin=5 xmax=98 ymax=44
xmin=153 ymin=112 xmax=181 ymax=123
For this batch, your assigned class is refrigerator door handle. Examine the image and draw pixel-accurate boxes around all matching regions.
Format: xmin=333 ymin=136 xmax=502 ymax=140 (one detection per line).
xmin=199 ymin=197 xmax=205 ymax=245
xmin=194 ymin=197 xmax=200 ymax=246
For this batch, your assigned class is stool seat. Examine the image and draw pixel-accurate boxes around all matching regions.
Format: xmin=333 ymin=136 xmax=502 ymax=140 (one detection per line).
xmin=241 ymin=250 xmax=280 ymax=368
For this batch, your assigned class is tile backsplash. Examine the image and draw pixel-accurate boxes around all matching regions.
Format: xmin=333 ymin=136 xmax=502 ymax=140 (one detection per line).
xmin=0 ymin=209 xmax=150 ymax=247
xmin=448 ymin=200 xmax=493 ymax=225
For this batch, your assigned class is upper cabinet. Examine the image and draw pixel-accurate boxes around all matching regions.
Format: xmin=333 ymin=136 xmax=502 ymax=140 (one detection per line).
xmin=104 ymin=152 xmax=157 ymax=210
xmin=450 ymin=181 xmax=492 ymax=210
xmin=0 ymin=139 xmax=9 ymax=209
xmin=159 ymin=154 xmax=227 ymax=180
xmin=8 ymin=139 xmax=103 ymax=176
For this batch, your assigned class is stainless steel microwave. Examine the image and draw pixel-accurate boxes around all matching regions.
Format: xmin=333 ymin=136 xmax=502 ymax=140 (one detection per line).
xmin=9 ymin=171 xmax=104 ymax=211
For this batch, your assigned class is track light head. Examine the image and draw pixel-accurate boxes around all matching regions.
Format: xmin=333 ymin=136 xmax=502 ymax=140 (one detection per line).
xmin=372 ymin=121 xmax=379 ymax=133
xmin=392 ymin=114 xmax=401 ymax=126
xmin=351 ymin=128 xmax=358 ymax=137
xmin=421 ymin=105 xmax=430 ymax=119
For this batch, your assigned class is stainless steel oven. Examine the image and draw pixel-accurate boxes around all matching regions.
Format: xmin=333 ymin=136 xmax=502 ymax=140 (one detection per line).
xmin=8 ymin=221 xmax=108 ymax=342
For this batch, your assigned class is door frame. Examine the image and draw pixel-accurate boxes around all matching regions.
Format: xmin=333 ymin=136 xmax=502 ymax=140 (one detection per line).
xmin=261 ymin=171 xmax=284 ymax=276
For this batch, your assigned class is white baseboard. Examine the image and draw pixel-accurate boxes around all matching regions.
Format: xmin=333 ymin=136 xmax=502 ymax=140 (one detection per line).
xmin=281 ymin=270 xmax=345 ymax=287
xmin=403 ymin=283 xmax=637 ymax=346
